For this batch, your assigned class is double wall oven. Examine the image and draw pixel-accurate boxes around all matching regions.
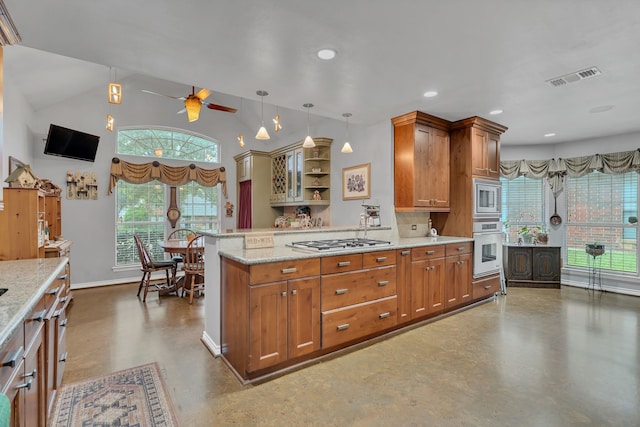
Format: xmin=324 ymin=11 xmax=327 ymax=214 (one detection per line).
xmin=472 ymin=179 xmax=503 ymax=278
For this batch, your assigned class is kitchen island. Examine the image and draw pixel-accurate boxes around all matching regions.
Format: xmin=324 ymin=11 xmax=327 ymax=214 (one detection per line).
xmin=202 ymin=227 xmax=498 ymax=383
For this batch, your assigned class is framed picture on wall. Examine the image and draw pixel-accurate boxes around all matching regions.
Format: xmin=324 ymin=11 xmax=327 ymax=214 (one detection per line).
xmin=342 ymin=163 xmax=370 ymax=200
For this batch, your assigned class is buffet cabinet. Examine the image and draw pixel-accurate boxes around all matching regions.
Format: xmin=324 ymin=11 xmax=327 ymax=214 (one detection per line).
xmin=0 ymin=260 xmax=71 ymax=426
xmin=0 ymin=188 xmax=46 ymax=260
xmin=221 ymin=242 xmax=495 ymax=383
xmin=503 ymin=245 xmax=561 ymax=288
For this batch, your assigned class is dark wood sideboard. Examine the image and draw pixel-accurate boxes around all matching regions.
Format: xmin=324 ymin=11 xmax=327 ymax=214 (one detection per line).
xmin=503 ymin=245 xmax=561 ymax=288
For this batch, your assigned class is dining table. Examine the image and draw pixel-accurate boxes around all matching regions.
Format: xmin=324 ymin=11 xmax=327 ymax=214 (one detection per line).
xmin=158 ymin=239 xmax=205 ymax=295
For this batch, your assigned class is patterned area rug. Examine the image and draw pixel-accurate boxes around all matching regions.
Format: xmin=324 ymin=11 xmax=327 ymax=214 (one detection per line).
xmin=49 ymin=362 xmax=179 ymax=426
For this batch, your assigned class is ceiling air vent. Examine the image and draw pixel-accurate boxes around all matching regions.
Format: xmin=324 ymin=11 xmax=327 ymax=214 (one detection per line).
xmin=546 ymin=66 xmax=601 ymax=87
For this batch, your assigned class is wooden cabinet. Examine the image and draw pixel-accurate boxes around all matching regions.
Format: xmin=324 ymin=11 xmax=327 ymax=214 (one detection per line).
xmin=234 ymin=150 xmax=278 ymax=228
xmin=396 ymin=249 xmax=412 ymax=324
xmin=471 ymin=127 xmax=501 ymax=179
xmin=503 ymin=245 xmax=561 ymax=288
xmin=320 ymin=250 xmax=397 ymax=349
xmin=44 ymin=194 xmax=62 ymax=240
xmin=410 ymin=245 xmax=446 ymax=318
xmin=0 ymin=188 xmax=46 ymax=260
xmin=392 ymin=111 xmax=451 ymax=212
xmin=472 ymin=273 xmax=501 ymax=300
xmin=270 ymin=137 xmax=333 ymax=207
xmin=444 ymin=242 xmax=473 ymax=308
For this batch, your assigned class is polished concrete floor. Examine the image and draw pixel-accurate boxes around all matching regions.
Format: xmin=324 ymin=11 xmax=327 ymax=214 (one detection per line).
xmin=64 ymin=284 xmax=640 ymax=426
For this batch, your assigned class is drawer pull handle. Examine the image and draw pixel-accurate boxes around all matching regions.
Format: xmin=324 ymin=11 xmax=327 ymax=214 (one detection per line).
xmin=335 ymin=288 xmax=348 ymax=295
xmin=291 ymin=289 xmax=297 ymax=295
xmin=15 ymin=379 xmax=33 ymax=391
xmin=58 ymin=274 xmax=67 ymax=281
xmin=336 ymin=324 xmax=350 ymax=331
xmin=379 ymin=312 xmax=391 ymax=319
xmin=60 ymin=319 xmax=68 ymax=327
xmin=2 ymin=346 xmax=24 ymax=368
xmin=281 ymin=267 xmax=297 ymax=274
xmin=47 ymin=287 xmax=60 ymax=295
xmin=53 ymin=310 xmax=62 ymax=318
xmin=457 ymin=247 xmax=465 ymax=251
xmin=337 ymin=261 xmax=351 ymax=267
xmin=378 ymin=281 xmax=389 ymax=286
xmin=24 ymin=369 xmax=36 ymax=379
xmin=32 ymin=310 xmax=47 ymax=322
xmin=484 ymin=285 xmax=492 ymax=289
xmin=59 ymin=352 xmax=68 ymax=363
xmin=401 ymin=250 xmax=410 ymax=256
xmin=60 ymin=297 xmax=68 ymax=303
xmin=426 ymin=250 xmax=435 ymax=255
xmin=376 ymin=257 xmax=387 ymax=262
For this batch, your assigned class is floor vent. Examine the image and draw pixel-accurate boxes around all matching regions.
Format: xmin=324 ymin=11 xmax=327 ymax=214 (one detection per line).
xmin=546 ymin=66 xmax=601 ymax=87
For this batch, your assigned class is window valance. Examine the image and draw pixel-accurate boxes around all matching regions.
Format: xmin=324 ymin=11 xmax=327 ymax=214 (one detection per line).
xmin=108 ymin=157 xmax=227 ymax=198
xmin=500 ymin=148 xmax=640 ymax=196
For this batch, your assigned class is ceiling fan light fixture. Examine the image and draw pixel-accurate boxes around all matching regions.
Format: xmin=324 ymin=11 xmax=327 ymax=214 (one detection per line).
xmin=184 ymin=96 xmax=202 ymax=122
xmin=238 ymin=134 xmax=245 ymax=147
xmin=303 ymin=103 xmax=315 ymax=148
xmin=256 ymin=90 xmax=270 ymax=140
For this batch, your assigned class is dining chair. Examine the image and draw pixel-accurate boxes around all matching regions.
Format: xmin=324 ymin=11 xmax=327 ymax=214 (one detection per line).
xmin=166 ymin=228 xmax=196 ymax=263
xmin=182 ymin=234 xmax=205 ymax=304
xmin=133 ymin=234 xmax=177 ymax=302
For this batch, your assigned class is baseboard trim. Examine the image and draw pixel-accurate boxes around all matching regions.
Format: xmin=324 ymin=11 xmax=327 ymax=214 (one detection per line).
xmin=561 ymin=281 xmax=640 ymax=297
xmin=201 ymin=331 xmax=221 ymax=357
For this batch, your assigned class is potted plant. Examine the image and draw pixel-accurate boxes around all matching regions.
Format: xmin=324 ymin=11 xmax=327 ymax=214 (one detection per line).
xmin=585 ymin=242 xmax=605 ymax=256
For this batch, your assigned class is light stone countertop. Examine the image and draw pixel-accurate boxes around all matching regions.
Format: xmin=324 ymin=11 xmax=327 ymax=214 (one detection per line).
xmin=0 ymin=257 xmax=68 ymax=348
xmin=218 ymin=235 xmax=473 ymax=265
xmin=200 ymin=225 xmax=393 ymax=239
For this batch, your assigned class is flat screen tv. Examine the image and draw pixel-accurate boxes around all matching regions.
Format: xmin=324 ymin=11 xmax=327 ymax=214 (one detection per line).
xmin=44 ymin=124 xmax=100 ymax=162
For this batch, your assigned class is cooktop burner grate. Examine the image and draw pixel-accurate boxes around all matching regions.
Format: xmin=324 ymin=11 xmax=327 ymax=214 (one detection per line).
xmin=289 ymin=238 xmax=391 ymax=251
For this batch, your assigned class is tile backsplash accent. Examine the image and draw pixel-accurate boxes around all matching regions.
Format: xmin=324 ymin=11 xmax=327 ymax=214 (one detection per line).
xmin=396 ymin=212 xmax=431 ymax=238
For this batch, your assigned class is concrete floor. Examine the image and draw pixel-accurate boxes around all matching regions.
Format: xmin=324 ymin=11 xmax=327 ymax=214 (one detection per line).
xmin=64 ymin=283 xmax=640 ymax=426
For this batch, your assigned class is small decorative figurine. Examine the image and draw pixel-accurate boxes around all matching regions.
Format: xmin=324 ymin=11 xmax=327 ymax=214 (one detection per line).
xmin=313 ymin=177 xmax=320 ymax=186
xmin=313 ymin=190 xmax=322 ymax=200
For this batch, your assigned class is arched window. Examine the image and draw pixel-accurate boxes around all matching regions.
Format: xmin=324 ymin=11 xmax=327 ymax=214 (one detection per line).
xmin=115 ymin=127 xmax=219 ymax=267
xmin=117 ymin=127 xmax=219 ymax=163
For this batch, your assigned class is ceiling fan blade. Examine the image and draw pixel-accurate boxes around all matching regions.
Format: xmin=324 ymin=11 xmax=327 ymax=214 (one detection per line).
xmin=206 ymin=103 xmax=237 ymax=113
xmin=141 ymin=89 xmax=182 ymax=100
xmin=176 ymin=108 xmax=186 ymax=114
xmin=195 ymin=88 xmax=211 ymax=100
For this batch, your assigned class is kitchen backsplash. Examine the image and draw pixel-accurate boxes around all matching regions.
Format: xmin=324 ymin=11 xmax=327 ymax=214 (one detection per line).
xmin=396 ymin=212 xmax=431 ymax=238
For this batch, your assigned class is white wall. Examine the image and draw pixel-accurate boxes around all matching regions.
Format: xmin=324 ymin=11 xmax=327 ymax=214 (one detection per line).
xmin=3 ymin=72 xmax=34 ymax=166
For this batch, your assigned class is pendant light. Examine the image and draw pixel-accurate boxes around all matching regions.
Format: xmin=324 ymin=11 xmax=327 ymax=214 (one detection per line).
xmin=106 ymin=114 xmax=114 ymax=132
xmin=302 ymin=103 xmax=315 ymax=148
xmin=273 ymin=107 xmax=282 ymax=132
xmin=255 ymin=90 xmax=270 ymax=140
xmin=108 ymin=67 xmax=122 ymax=104
xmin=238 ymin=134 xmax=245 ymax=147
xmin=341 ymin=113 xmax=353 ymax=153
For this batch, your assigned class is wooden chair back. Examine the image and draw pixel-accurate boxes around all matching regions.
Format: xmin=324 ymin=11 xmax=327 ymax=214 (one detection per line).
xmin=183 ymin=234 xmax=205 ymax=275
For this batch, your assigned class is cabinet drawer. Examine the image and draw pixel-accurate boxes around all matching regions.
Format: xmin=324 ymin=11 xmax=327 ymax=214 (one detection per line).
xmin=445 ymin=242 xmax=473 ymax=256
xmin=472 ymin=274 xmax=501 ymax=299
xmin=322 ymin=296 xmax=397 ymax=349
xmin=24 ymin=295 xmax=46 ymax=351
xmin=322 ymin=266 xmax=397 ymax=311
xmin=411 ymin=245 xmax=444 ymax=261
xmin=249 ymin=258 xmax=320 ymax=285
xmin=0 ymin=327 xmax=25 ymax=389
xmin=321 ymin=253 xmax=363 ymax=274
xmin=363 ymin=250 xmax=395 ymax=269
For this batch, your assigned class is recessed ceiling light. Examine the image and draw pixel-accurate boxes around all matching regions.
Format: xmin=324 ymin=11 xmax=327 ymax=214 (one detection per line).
xmin=317 ymin=48 xmax=337 ymax=60
xmin=544 ymin=133 xmax=556 ymax=138
xmin=489 ymin=109 xmax=503 ymax=115
xmin=423 ymin=91 xmax=438 ymax=98
xmin=589 ymin=105 xmax=614 ymax=114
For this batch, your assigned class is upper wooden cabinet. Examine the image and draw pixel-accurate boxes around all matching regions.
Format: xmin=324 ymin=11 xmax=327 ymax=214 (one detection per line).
xmin=234 ymin=150 xmax=277 ymax=228
xmin=392 ymin=111 xmax=451 ymax=212
xmin=451 ymin=116 xmax=507 ymax=181
xmin=0 ymin=188 xmax=46 ymax=260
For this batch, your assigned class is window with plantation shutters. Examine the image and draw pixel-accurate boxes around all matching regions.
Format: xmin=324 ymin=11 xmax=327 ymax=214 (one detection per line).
xmin=566 ymin=171 xmax=637 ymax=273
xmin=500 ymin=176 xmax=545 ymax=242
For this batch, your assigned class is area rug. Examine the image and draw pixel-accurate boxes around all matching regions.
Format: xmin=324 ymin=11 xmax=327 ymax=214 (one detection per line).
xmin=49 ymin=362 xmax=179 ymax=427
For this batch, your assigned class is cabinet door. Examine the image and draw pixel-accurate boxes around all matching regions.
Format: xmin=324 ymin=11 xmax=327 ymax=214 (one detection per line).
xmin=410 ymin=257 xmax=444 ymax=318
xmin=506 ymin=247 xmax=533 ymax=281
xmin=532 ymin=247 xmax=561 ymax=282
xmin=396 ymin=249 xmax=412 ymax=324
xmin=24 ymin=327 xmax=46 ymax=427
xmin=288 ymin=277 xmax=320 ymax=359
xmin=472 ymin=128 xmax=489 ymax=177
xmin=294 ymin=148 xmax=303 ymax=202
xmin=1 ymin=359 xmax=25 ymax=427
xmin=486 ymin=132 xmax=500 ymax=179
xmin=415 ymin=126 xmax=450 ymax=208
xmin=445 ymin=253 xmax=472 ymax=308
xmin=249 ymin=282 xmax=288 ymax=371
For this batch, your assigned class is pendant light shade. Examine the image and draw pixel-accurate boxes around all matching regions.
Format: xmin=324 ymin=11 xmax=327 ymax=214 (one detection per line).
xmin=256 ymin=90 xmax=270 ymax=140
xmin=341 ymin=113 xmax=353 ymax=153
xmin=302 ymin=103 xmax=315 ymax=148
xmin=107 ymin=68 xmax=122 ymax=104
xmin=238 ymin=134 xmax=245 ymax=147
xmin=273 ymin=112 xmax=282 ymax=132
xmin=106 ymin=114 xmax=114 ymax=131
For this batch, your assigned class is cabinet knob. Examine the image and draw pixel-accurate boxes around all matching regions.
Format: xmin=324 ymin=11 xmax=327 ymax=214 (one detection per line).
xmin=291 ymin=289 xmax=297 ymax=295
xmin=281 ymin=291 xmax=287 ymax=297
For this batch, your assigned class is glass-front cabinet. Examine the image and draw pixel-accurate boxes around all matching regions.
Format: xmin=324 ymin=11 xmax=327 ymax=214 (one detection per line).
xmin=270 ymin=137 xmax=332 ymax=207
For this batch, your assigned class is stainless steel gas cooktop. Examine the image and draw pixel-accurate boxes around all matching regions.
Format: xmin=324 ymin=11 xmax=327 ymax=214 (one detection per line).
xmin=289 ymin=238 xmax=391 ymax=252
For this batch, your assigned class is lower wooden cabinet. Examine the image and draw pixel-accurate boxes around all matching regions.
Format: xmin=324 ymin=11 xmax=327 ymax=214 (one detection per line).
xmin=472 ymin=273 xmax=501 ymax=300
xmin=410 ymin=257 xmax=445 ymax=318
xmin=503 ymin=245 xmax=561 ymax=288
xmin=444 ymin=243 xmax=473 ymax=308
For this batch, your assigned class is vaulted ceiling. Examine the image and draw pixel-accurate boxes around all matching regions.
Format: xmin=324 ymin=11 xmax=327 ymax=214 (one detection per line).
xmin=4 ymin=0 xmax=640 ymax=146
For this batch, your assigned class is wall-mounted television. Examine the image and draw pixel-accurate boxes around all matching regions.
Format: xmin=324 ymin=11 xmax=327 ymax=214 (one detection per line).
xmin=44 ymin=124 xmax=100 ymax=162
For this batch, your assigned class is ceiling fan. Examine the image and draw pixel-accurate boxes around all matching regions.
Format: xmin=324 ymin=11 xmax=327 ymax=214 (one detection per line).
xmin=141 ymin=86 xmax=237 ymax=122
